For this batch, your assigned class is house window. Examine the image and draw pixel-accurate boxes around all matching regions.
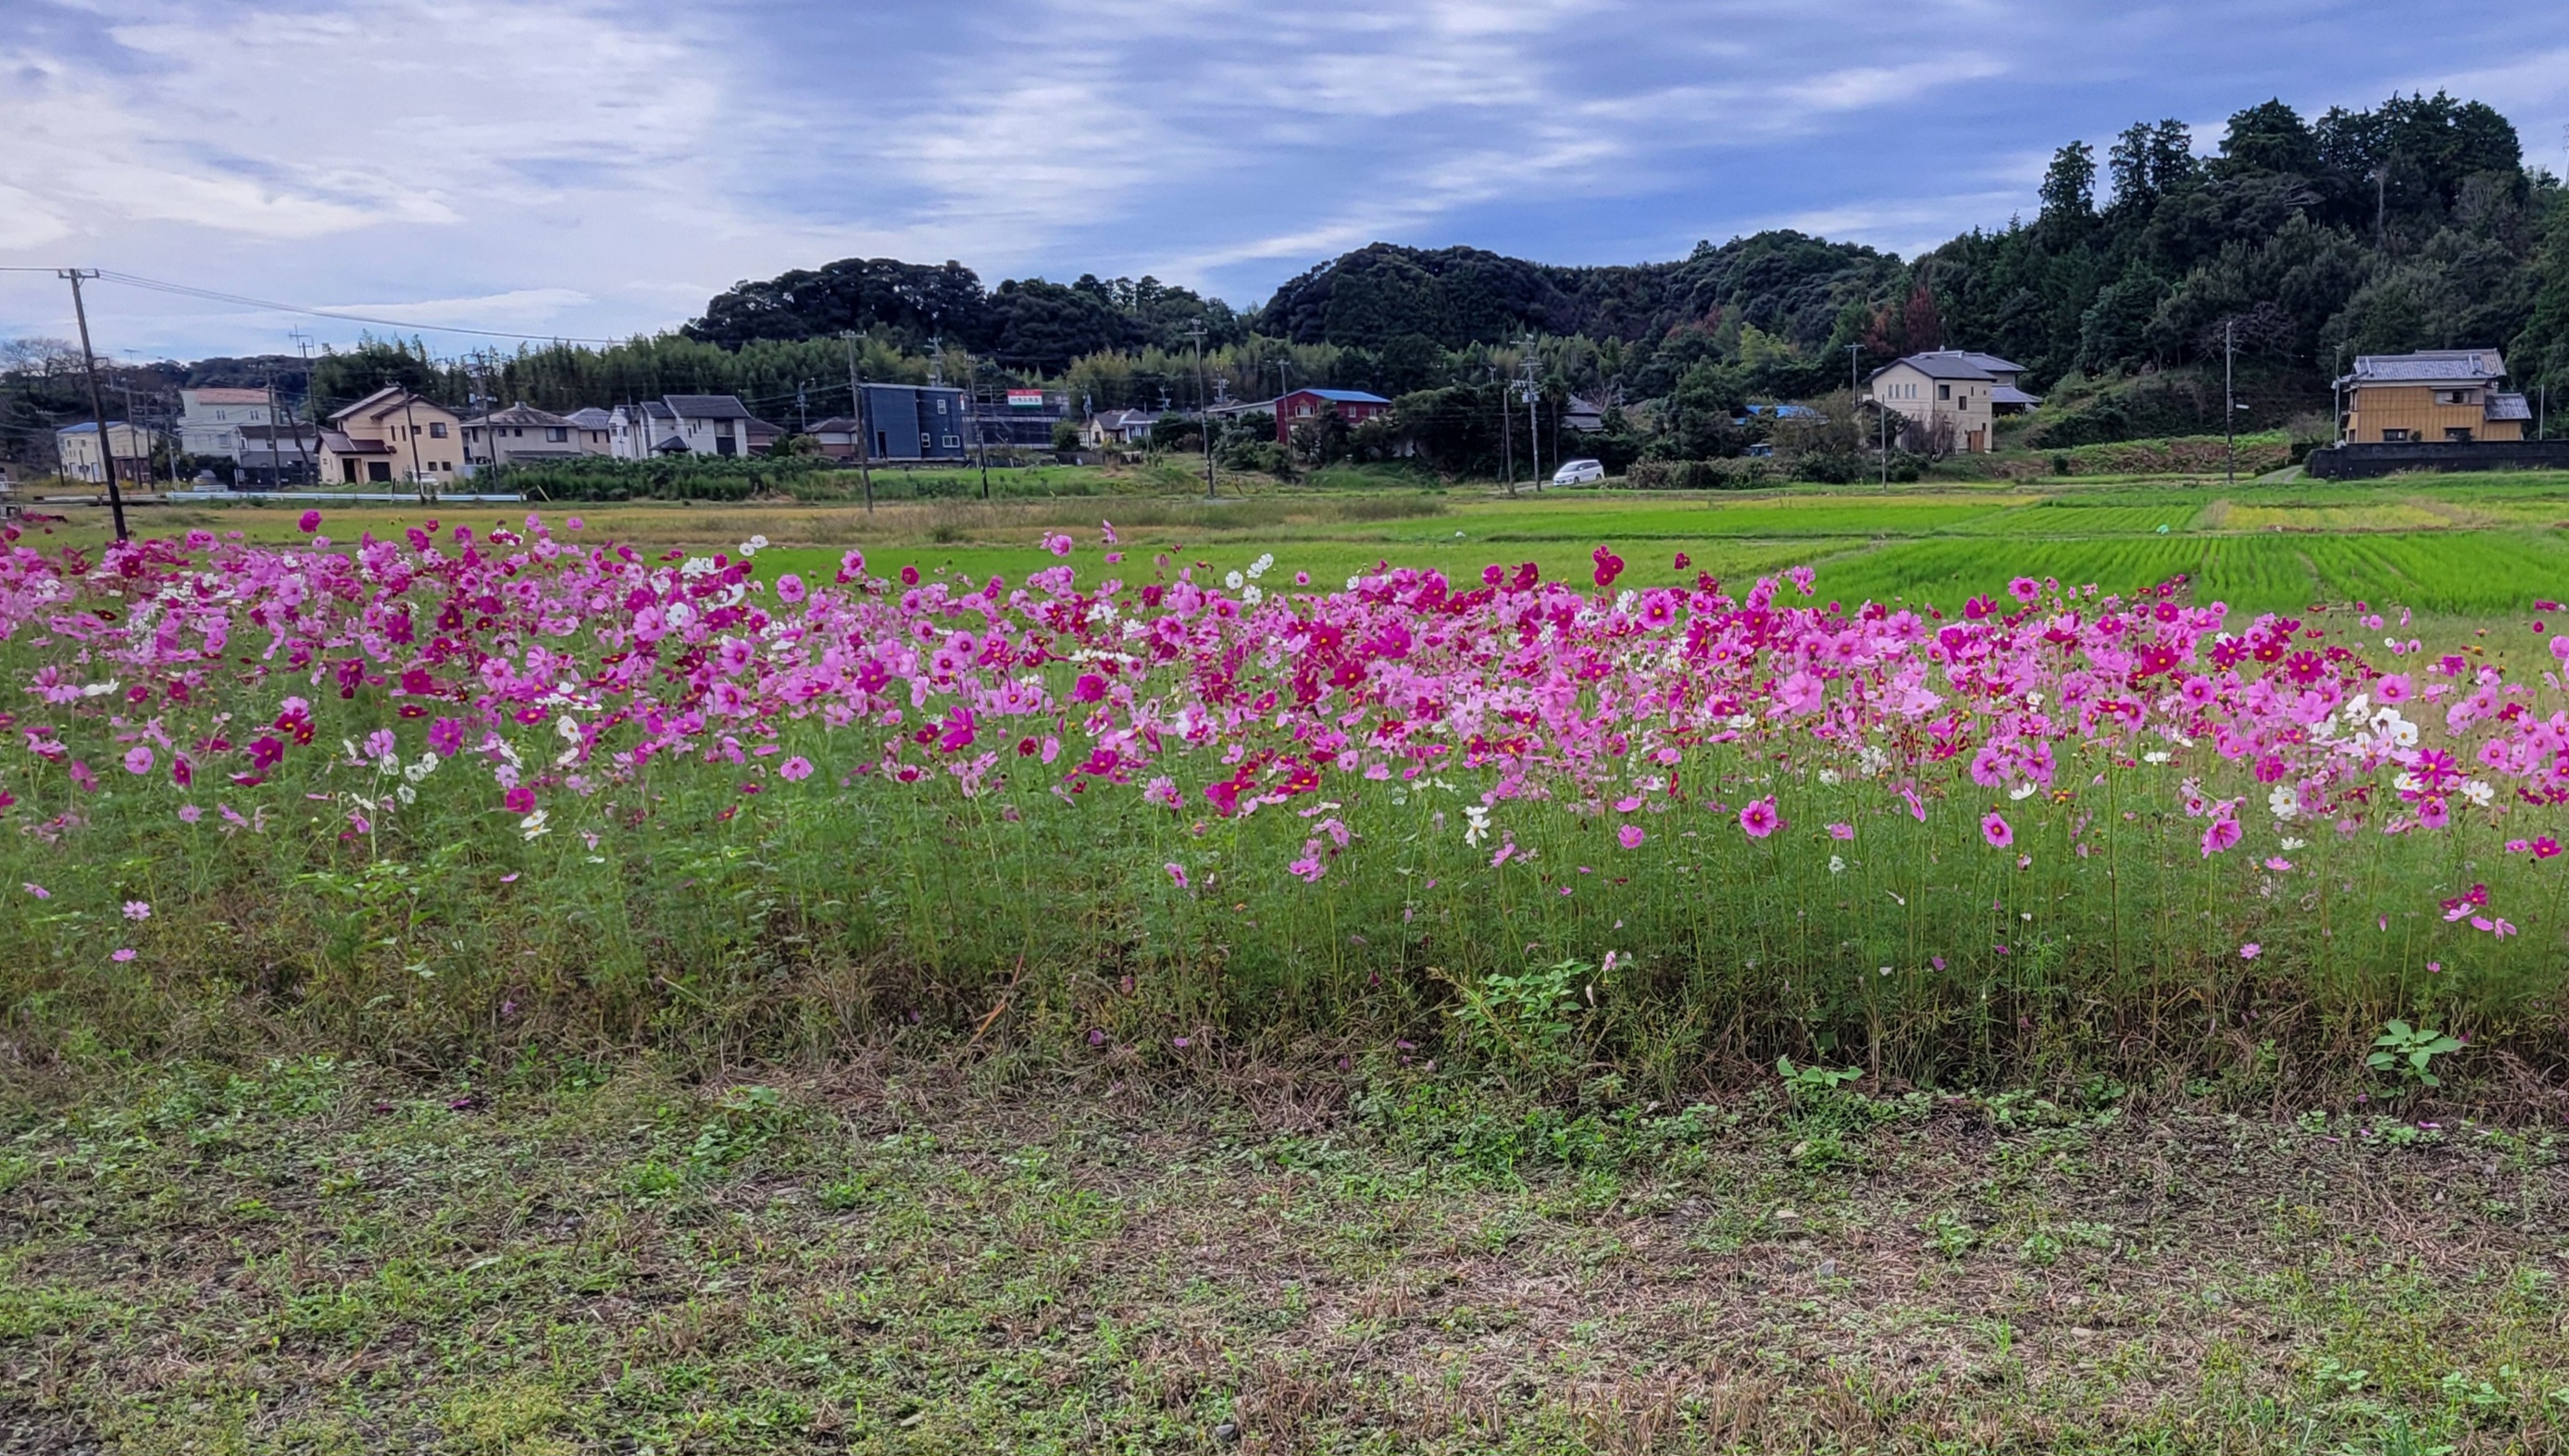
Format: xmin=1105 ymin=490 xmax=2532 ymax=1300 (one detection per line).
xmin=936 ymin=400 xmax=948 ymax=415
xmin=1938 ymin=384 xmax=1951 ymax=401
xmin=2445 ymin=427 xmax=2475 ymax=442
xmin=715 ymin=436 xmax=737 ymax=456
xmin=430 ymin=422 xmax=448 ymax=439
xmin=942 ymin=434 xmax=959 ymax=449
xmin=368 ymin=461 xmax=392 ymax=481
xmin=2381 ymin=429 xmax=2413 ymax=442
xmin=2438 ymin=390 xmax=2475 ymax=405
xmin=547 ymin=428 xmax=567 ymax=442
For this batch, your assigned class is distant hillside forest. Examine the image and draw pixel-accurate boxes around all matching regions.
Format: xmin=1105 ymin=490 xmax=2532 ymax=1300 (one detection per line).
xmin=6 ymin=91 xmax=2563 ymax=478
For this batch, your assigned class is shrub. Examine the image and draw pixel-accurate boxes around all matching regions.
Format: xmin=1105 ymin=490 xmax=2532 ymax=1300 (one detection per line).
xmin=1627 ymin=458 xmax=1776 ymax=490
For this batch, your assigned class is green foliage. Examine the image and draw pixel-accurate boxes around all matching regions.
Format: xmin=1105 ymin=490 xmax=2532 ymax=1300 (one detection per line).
xmin=2369 ymin=1021 xmax=2465 ymax=1089
xmin=1626 ymin=457 xmax=1776 ymax=490
xmin=1775 ymin=1056 xmax=1864 ymax=1099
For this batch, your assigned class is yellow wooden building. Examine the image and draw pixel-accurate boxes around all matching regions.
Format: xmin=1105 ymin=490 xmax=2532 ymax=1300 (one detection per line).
xmin=2338 ymin=350 xmax=2531 ymax=443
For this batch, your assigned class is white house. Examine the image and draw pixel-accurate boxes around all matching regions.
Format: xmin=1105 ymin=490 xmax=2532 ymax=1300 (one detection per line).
xmin=607 ymin=394 xmax=778 ymax=459
xmin=462 ymin=403 xmax=614 ymax=469
xmin=1082 ymin=409 xmax=1159 ymax=448
xmin=1866 ymin=350 xmax=2039 ymax=454
xmin=56 ymin=421 xmax=156 ymax=484
xmin=177 ymin=388 xmax=280 ymax=459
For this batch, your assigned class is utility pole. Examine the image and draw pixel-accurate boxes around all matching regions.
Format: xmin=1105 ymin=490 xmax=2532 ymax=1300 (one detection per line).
xmin=57 ymin=269 xmax=128 ymax=541
xmin=397 ymin=381 xmax=430 ymax=504
xmin=1189 ymin=320 xmax=1214 ymax=500
xmin=1496 ymin=367 xmax=1515 ymax=497
xmin=971 ymin=361 xmax=991 ymax=501
xmin=842 ymin=331 xmax=874 ymax=514
xmin=2224 ymin=317 xmax=2237 ymax=486
xmin=1878 ymin=395 xmax=1889 ymax=491
xmin=288 ymin=329 xmax=317 ymax=482
xmin=1847 ymin=342 xmax=1862 ymax=402
xmin=1510 ymin=343 xmax=1530 ymax=495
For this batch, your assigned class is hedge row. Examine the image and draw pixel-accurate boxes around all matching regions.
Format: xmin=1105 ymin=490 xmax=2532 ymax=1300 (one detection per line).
xmin=1626 ymin=457 xmax=1780 ymax=490
xmin=2052 ymin=433 xmax=2293 ymax=477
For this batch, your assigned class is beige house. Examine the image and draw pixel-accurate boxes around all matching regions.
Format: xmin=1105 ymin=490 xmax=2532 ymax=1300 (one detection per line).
xmin=1866 ymin=350 xmax=2039 ymax=454
xmin=462 ymin=403 xmax=613 ymax=469
xmin=319 ymin=387 xmax=464 ymax=487
xmin=56 ymin=421 xmax=156 ymax=484
xmin=2338 ymin=350 xmax=2529 ymax=443
xmin=177 ymin=387 xmax=279 ymax=459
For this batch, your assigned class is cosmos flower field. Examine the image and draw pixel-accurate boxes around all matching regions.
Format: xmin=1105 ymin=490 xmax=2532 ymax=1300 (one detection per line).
xmin=6 ymin=510 xmax=2567 ymax=1085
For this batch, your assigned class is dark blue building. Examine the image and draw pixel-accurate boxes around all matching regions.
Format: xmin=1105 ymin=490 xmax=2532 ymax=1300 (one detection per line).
xmin=857 ymin=384 xmax=970 ymax=462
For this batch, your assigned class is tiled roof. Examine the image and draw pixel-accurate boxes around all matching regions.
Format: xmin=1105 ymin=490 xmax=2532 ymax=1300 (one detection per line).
xmin=181 ymin=388 xmax=271 ymax=406
xmin=1299 ymin=389 xmax=1391 ymax=404
xmin=662 ymin=393 xmax=753 ymax=420
xmin=2347 ymin=350 xmax=2507 ymax=382
xmin=1989 ymin=385 xmax=2043 ymax=405
xmin=468 ymin=404 xmax=573 ymax=428
xmin=2488 ymin=392 xmax=2534 ymax=422
xmin=1877 ymin=353 xmax=1995 ymax=381
xmin=564 ymin=407 xmax=614 ymax=429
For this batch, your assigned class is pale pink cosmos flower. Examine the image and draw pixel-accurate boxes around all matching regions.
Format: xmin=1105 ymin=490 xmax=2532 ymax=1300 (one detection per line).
xmin=2239 ymin=942 xmax=2261 ymax=960
xmin=1827 ymin=822 xmax=1855 ymax=841
xmin=776 ymin=573 xmax=807 ymax=604
xmin=779 ymin=756 xmax=814 ymax=781
xmin=123 ymin=901 xmax=150 ymax=921
xmin=122 ymin=745 xmax=154 ymax=776
xmin=177 ymin=804 xmax=202 ymax=823
xmin=112 ymin=948 xmax=136 ymax=963
xmin=21 ymin=883 xmax=48 ymax=899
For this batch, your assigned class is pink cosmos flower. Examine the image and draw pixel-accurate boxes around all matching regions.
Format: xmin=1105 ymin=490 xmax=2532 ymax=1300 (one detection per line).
xmin=1289 ymin=840 xmax=1326 ymax=882
xmin=2201 ymin=817 xmax=2242 ymax=856
xmin=2416 ymin=796 xmax=2449 ymax=830
xmin=112 ymin=948 xmax=136 ymax=963
xmin=297 ymin=509 xmax=321 ymax=532
xmin=900 ymin=565 xmax=920 ymax=586
xmin=123 ymin=901 xmax=150 ymax=921
xmin=122 ymin=745 xmax=154 ymax=776
xmin=1827 ymin=822 xmax=1854 ymax=840
xmin=1590 ymin=544 xmax=1624 ymax=589
xmin=1042 ymin=532 xmax=1075 ymax=558
xmin=177 ymin=804 xmax=201 ymax=823
xmin=504 ymin=786 xmax=536 ymax=815
xmin=1100 ymin=520 xmax=1118 ymax=545
xmin=776 ymin=573 xmax=806 ymax=604
xmin=2008 ymin=576 xmax=2040 ymax=604
xmin=2376 ymin=673 xmax=2412 ymax=703
xmin=1165 ymin=863 xmax=1188 ymax=889
xmin=22 ymin=883 xmax=48 ymax=899
xmin=1739 ymin=796 xmax=1781 ymax=839
xmin=1980 ymin=812 xmax=2013 ymax=849
xmin=2239 ymin=942 xmax=2261 ymax=959
xmin=837 ymin=549 xmax=867 ymax=582
xmin=2264 ymin=856 xmax=2292 ymax=871
xmin=779 ymin=756 xmax=814 ymax=781
xmin=1617 ymin=824 xmax=1645 ymax=850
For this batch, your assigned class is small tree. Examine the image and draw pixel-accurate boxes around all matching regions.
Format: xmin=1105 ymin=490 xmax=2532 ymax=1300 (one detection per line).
xmin=1049 ymin=419 xmax=1082 ymax=454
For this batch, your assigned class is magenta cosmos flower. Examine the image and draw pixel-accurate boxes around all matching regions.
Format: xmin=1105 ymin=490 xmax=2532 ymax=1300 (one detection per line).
xmin=1617 ymin=824 xmax=1645 ymax=850
xmin=1739 ymin=796 xmax=1780 ymax=839
xmin=2201 ymin=817 xmax=2243 ymax=856
xmin=1980 ymin=812 xmax=2013 ymax=849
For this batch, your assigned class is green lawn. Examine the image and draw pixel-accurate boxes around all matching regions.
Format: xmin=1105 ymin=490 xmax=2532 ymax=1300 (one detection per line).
xmin=4 ymin=1058 xmax=2563 ymax=1454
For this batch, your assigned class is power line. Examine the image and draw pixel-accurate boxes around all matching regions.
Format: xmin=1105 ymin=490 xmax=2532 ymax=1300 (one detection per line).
xmin=2 ymin=267 xmax=639 ymax=345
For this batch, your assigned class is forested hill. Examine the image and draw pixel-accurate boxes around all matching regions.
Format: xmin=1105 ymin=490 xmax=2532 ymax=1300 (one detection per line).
xmin=680 ymin=90 xmax=2569 ymax=407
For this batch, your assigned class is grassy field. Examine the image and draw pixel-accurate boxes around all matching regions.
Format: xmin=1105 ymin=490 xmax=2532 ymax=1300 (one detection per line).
xmin=12 ymin=467 xmax=2569 ymax=1452
xmin=5 ymin=1056 xmax=2565 ymax=1455
xmin=45 ymin=467 xmax=2569 ymax=619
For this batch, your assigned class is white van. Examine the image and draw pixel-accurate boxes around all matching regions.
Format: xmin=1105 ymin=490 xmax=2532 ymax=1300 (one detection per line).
xmin=1551 ymin=458 xmax=1605 ymax=486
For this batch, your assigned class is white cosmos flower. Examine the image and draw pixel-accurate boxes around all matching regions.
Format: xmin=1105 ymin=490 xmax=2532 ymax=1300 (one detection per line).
xmin=2269 ymin=785 xmax=2299 ymax=820
xmin=2009 ymin=781 xmax=2039 ymax=801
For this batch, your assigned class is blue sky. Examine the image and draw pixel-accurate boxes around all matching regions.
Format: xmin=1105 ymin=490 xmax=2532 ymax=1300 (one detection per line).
xmin=5 ymin=0 xmax=2568 ymax=360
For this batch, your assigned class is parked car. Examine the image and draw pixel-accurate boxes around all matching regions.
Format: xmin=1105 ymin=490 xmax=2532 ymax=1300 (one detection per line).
xmin=1551 ymin=457 xmax=1605 ymax=486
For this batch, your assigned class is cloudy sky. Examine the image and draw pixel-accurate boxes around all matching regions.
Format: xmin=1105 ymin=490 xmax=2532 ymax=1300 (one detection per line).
xmin=5 ymin=0 xmax=2567 ymax=360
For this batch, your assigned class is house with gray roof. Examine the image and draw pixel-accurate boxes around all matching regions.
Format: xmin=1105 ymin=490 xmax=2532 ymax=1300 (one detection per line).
xmin=2338 ymin=350 xmax=2529 ymax=443
xmin=1866 ymin=350 xmax=2040 ymax=454
xmin=606 ymin=394 xmax=781 ymax=459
